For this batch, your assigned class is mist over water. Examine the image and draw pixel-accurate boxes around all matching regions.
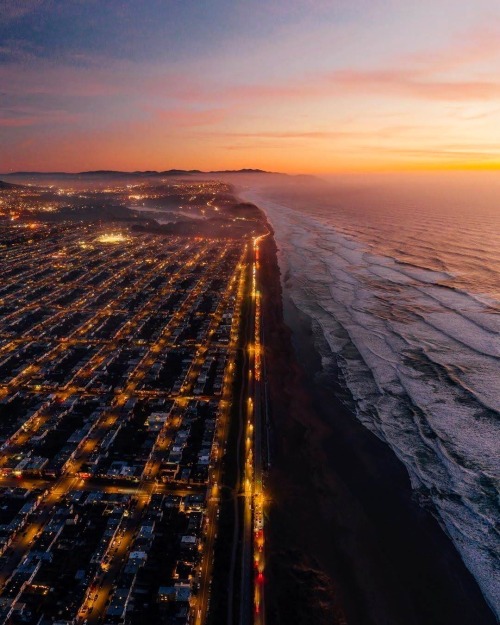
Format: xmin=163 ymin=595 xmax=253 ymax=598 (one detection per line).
xmin=242 ymin=172 xmax=500 ymax=617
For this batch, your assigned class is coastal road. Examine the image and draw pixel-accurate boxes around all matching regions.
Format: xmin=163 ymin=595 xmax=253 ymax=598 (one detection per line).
xmin=227 ymin=234 xmax=269 ymax=625
xmin=251 ymin=236 xmax=267 ymax=625
xmin=226 ymin=249 xmax=253 ymax=625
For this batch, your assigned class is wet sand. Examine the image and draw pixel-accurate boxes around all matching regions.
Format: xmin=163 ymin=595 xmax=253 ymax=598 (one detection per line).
xmin=258 ymin=232 xmax=496 ymax=625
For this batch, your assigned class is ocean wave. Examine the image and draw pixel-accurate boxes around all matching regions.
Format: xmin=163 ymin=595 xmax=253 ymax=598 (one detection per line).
xmin=244 ymin=190 xmax=500 ymax=618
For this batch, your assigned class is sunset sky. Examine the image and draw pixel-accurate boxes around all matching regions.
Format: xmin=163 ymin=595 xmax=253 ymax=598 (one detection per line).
xmin=1 ymin=0 xmax=499 ymax=173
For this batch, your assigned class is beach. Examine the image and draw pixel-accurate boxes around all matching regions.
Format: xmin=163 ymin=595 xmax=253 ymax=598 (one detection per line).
xmin=257 ymin=221 xmax=497 ymax=625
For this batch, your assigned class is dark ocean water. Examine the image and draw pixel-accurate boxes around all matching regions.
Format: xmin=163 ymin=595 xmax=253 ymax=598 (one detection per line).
xmin=242 ymin=174 xmax=500 ymax=617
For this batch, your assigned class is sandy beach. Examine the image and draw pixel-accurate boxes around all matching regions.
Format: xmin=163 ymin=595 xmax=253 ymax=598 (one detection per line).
xmin=258 ymin=228 xmax=497 ymax=625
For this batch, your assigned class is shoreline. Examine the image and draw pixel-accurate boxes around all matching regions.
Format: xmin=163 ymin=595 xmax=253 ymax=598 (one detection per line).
xmin=255 ymin=209 xmax=496 ymax=624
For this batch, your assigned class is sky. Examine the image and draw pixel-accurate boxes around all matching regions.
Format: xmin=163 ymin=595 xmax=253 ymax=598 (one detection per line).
xmin=1 ymin=0 xmax=500 ymax=173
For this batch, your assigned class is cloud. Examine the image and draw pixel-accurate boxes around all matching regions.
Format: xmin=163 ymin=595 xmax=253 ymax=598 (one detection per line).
xmin=149 ymin=40 xmax=500 ymax=106
xmin=182 ymin=21 xmax=500 ymax=105
xmin=209 ymin=71 xmax=500 ymax=105
xmin=1 ymin=9 xmax=499 ymax=173
xmin=408 ymin=23 xmax=500 ymax=72
xmin=154 ymin=108 xmax=227 ymax=127
xmin=0 ymin=116 xmax=37 ymax=127
xmin=2 ymin=19 xmax=499 ymax=109
xmin=0 ymin=0 xmax=47 ymax=21
xmin=374 ymin=145 xmax=500 ymax=161
xmin=217 ymin=130 xmax=350 ymax=139
xmin=0 ymin=40 xmax=41 ymax=63
xmin=0 ymin=59 xmax=134 ymax=98
xmin=0 ymin=106 xmax=83 ymax=127
xmin=256 ymin=0 xmax=352 ymax=15
xmin=325 ymin=69 xmax=500 ymax=101
xmin=211 ymin=125 xmax=443 ymax=141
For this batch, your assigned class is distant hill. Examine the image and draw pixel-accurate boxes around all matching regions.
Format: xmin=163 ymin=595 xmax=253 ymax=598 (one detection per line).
xmin=0 ymin=168 xmax=277 ymax=179
xmin=209 ymin=169 xmax=271 ymax=174
xmin=0 ymin=180 xmax=25 ymax=189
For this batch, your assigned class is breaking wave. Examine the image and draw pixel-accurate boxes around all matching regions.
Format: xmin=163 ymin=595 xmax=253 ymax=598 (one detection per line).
xmin=244 ymin=189 xmax=500 ymax=618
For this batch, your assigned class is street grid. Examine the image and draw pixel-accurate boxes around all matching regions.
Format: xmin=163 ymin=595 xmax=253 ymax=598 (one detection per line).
xmin=0 ymin=222 xmax=246 ymax=625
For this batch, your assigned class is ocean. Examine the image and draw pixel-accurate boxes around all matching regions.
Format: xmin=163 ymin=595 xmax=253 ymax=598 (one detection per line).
xmin=241 ymin=173 xmax=500 ymax=618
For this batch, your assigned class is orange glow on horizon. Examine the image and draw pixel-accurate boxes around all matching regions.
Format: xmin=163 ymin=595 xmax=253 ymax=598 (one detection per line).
xmin=2 ymin=3 xmax=499 ymax=178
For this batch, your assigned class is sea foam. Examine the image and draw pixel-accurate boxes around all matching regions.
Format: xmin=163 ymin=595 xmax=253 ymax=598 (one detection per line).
xmin=243 ymin=189 xmax=500 ymax=618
